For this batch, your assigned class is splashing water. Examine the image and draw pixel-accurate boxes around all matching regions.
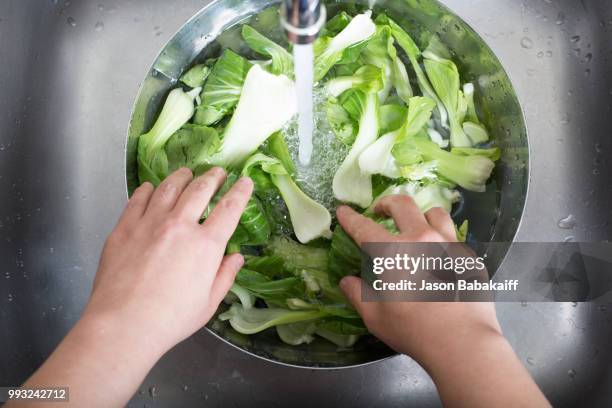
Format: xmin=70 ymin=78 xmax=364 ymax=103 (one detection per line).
xmin=283 ymin=87 xmax=349 ymax=213
xmin=293 ymin=43 xmax=315 ymax=165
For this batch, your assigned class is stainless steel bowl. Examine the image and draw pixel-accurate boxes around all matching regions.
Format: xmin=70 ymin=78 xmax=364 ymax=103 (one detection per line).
xmin=126 ymin=0 xmax=528 ymax=368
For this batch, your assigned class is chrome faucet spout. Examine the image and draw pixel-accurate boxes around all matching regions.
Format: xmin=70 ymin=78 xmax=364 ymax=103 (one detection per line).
xmin=280 ymin=0 xmax=326 ymax=44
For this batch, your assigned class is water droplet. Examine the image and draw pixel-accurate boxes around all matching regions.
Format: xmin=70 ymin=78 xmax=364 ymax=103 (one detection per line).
xmin=556 ymin=12 xmax=566 ymax=25
xmin=67 ymin=16 xmax=77 ymax=27
xmin=571 ymin=302 xmax=577 ymax=307
xmin=521 ymin=37 xmax=534 ymax=49
xmin=526 ymin=357 xmax=535 ymax=365
xmin=584 ymin=53 xmax=593 ymax=63
xmin=94 ymin=21 xmax=104 ymax=31
xmin=537 ymin=51 xmax=544 ymax=58
xmin=97 ymin=3 xmax=104 ymax=11
xmin=563 ymin=236 xmax=575 ymax=242
xmin=560 ymin=114 xmax=570 ymax=124
xmin=585 ymin=68 xmax=591 ymax=78
xmin=595 ymin=143 xmax=602 ymax=153
xmin=567 ymin=369 xmax=577 ymax=379
xmin=558 ymin=214 xmax=576 ymax=229
xmin=7 ymin=294 xmax=13 ymax=302
xmin=521 ymin=301 xmax=528 ymax=307
xmin=148 ymin=387 xmax=157 ymax=398
xmin=600 ymin=305 xmax=607 ymax=312
xmin=593 ymin=168 xmax=600 ymax=175
xmin=182 ymin=385 xmax=189 ymax=391
xmin=571 ymin=35 xmax=581 ymax=43
xmin=546 ymin=50 xmax=553 ymax=57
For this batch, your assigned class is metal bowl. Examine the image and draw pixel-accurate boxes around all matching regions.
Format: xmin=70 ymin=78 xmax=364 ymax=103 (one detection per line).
xmin=125 ymin=0 xmax=528 ymax=368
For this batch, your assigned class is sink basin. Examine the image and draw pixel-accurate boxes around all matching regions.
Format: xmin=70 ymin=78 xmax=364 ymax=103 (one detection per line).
xmin=0 ymin=0 xmax=611 ymax=406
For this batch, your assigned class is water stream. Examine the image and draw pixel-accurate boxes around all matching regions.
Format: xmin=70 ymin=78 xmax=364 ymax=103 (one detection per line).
xmin=293 ymin=43 xmax=315 ymax=166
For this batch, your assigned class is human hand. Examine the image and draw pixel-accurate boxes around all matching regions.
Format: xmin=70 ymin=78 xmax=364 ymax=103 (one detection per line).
xmin=83 ymin=167 xmax=253 ymax=355
xmin=336 ymin=196 xmax=502 ymax=368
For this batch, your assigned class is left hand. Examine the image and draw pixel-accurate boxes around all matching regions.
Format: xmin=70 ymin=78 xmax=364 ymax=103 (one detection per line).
xmin=84 ymin=167 xmax=253 ymax=354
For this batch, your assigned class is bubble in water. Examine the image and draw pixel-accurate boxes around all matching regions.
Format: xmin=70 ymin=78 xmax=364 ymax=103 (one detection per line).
xmin=520 ymin=37 xmax=534 ymax=49
xmin=521 ymin=301 xmax=528 ymax=307
xmin=567 ymin=369 xmax=577 ymax=379
xmin=67 ymin=17 xmax=77 ymax=27
xmin=526 ymin=357 xmax=535 ymax=365
xmin=600 ymin=305 xmax=607 ymax=312
xmin=148 ymin=386 xmax=157 ymax=398
xmin=563 ymin=236 xmax=575 ymax=242
xmin=94 ymin=21 xmax=104 ymax=31
xmin=571 ymin=302 xmax=577 ymax=307
xmin=97 ymin=4 xmax=104 ymax=11
xmin=7 ymin=294 xmax=13 ymax=302
xmin=571 ymin=35 xmax=581 ymax=43
xmin=584 ymin=53 xmax=593 ymax=63
xmin=182 ymin=385 xmax=189 ymax=391
xmin=595 ymin=143 xmax=602 ymax=153
xmin=557 ymin=214 xmax=576 ymax=229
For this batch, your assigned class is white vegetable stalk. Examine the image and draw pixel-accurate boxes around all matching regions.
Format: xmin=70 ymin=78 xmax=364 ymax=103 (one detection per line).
xmin=333 ymin=93 xmax=379 ymax=207
xmin=271 ymin=174 xmax=332 ymax=243
xmin=328 ymin=11 xmax=376 ymax=53
xmin=358 ymin=130 xmax=402 ymax=178
xmin=143 ymin=87 xmax=201 ymax=158
xmin=213 ymin=65 xmax=296 ymax=167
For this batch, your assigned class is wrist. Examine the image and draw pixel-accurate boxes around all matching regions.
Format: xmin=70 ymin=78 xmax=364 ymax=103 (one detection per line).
xmin=418 ymin=324 xmax=507 ymax=377
xmin=76 ymin=307 xmax=169 ymax=366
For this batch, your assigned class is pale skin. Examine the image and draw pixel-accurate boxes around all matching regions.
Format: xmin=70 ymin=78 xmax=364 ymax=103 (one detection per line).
xmin=9 ymin=168 xmax=549 ymax=408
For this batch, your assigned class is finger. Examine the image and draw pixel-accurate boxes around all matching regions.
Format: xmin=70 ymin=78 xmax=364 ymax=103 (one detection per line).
xmin=145 ymin=167 xmax=194 ymax=218
xmin=336 ymin=206 xmax=389 ymax=246
xmin=374 ymin=195 xmax=429 ymax=235
xmin=339 ymin=276 xmax=376 ymax=323
xmin=173 ymin=167 xmax=227 ymax=222
xmin=424 ymin=207 xmax=457 ymax=242
xmin=117 ymin=182 xmax=154 ymax=226
xmin=207 ymin=253 xmax=244 ymax=310
xmin=202 ymin=177 xmax=254 ymax=243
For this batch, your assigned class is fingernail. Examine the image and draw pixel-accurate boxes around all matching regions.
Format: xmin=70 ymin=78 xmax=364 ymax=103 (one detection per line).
xmin=180 ymin=167 xmax=193 ymax=176
xmin=337 ymin=205 xmax=349 ymax=215
xmin=211 ymin=166 xmax=226 ymax=176
xmin=238 ymin=176 xmax=253 ymax=187
xmin=339 ymin=277 xmax=350 ymax=290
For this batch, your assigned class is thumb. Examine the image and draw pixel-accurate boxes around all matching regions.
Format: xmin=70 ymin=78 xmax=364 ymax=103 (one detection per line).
xmin=340 ymin=276 xmax=375 ymax=320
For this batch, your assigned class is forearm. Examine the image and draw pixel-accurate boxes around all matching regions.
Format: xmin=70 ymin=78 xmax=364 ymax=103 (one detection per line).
xmin=423 ymin=329 xmax=550 ymax=408
xmin=11 ymin=311 xmax=165 ymax=408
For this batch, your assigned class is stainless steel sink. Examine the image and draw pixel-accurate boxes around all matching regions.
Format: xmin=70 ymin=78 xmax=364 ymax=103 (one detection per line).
xmin=1 ymin=0 xmax=611 ymax=406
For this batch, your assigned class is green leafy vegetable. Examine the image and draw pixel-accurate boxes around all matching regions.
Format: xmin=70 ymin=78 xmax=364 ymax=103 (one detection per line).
xmin=332 ymin=90 xmax=380 ymax=207
xmin=211 ymin=65 xmax=296 ymax=168
xmin=314 ymin=11 xmax=376 ymax=81
xmin=241 ymin=25 xmax=293 ymax=76
xmin=138 ymin=87 xmax=201 ymax=185
xmin=219 ymin=303 xmax=328 ymax=335
xmin=180 ymin=64 xmax=210 ymax=88
xmin=325 ymin=65 xmax=384 ymax=97
xmin=197 ymin=50 xmax=252 ymax=126
xmin=242 ymin=153 xmax=332 ymax=243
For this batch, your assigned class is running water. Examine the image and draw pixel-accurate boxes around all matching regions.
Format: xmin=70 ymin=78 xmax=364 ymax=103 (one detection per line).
xmin=293 ymin=43 xmax=315 ymax=166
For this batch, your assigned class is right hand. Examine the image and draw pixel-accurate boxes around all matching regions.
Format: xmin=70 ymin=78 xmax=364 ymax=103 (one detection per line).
xmin=336 ymin=196 xmax=502 ymax=369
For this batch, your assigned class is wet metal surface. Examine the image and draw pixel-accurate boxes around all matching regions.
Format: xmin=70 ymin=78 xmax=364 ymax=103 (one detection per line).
xmin=1 ymin=0 xmax=611 ymax=406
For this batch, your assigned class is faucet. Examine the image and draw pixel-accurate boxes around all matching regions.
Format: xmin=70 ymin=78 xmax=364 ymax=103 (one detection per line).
xmin=280 ymin=0 xmax=326 ymax=44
